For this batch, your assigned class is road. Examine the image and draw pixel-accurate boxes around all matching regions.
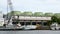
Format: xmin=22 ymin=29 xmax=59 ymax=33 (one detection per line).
xmin=0 ymin=30 xmax=60 ymax=34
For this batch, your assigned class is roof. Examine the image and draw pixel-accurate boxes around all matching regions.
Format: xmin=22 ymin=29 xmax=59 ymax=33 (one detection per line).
xmin=13 ymin=16 xmax=51 ymax=20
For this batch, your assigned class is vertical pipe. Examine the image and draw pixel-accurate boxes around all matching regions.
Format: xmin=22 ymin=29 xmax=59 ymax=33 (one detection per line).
xmin=42 ymin=20 xmax=44 ymax=26
xmin=31 ymin=20 xmax=32 ymax=25
xmin=36 ymin=20 xmax=37 ymax=25
xmin=7 ymin=0 xmax=8 ymax=19
xmin=24 ymin=20 xmax=26 ymax=25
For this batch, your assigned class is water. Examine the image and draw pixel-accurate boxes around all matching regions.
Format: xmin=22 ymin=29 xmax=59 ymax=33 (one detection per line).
xmin=0 ymin=30 xmax=60 ymax=34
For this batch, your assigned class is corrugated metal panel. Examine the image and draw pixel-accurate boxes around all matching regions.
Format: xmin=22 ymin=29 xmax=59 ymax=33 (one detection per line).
xmin=13 ymin=16 xmax=51 ymax=20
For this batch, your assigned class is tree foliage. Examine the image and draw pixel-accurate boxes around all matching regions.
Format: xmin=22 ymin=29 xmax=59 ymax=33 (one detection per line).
xmin=51 ymin=16 xmax=58 ymax=22
xmin=54 ymin=13 xmax=60 ymax=18
xmin=33 ymin=12 xmax=43 ymax=16
xmin=44 ymin=13 xmax=53 ymax=17
xmin=21 ymin=12 xmax=33 ymax=16
xmin=7 ymin=11 xmax=21 ymax=16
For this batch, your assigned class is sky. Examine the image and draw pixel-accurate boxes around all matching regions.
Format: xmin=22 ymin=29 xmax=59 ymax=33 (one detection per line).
xmin=0 ymin=0 xmax=60 ymax=14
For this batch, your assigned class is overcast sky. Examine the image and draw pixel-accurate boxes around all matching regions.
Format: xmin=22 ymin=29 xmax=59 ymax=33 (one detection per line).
xmin=0 ymin=0 xmax=60 ymax=14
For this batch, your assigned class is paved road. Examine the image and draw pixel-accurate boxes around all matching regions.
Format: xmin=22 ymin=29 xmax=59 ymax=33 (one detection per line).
xmin=0 ymin=30 xmax=60 ymax=34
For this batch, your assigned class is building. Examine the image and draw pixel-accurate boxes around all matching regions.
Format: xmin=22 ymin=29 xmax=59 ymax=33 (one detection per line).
xmin=0 ymin=11 xmax=4 ymax=26
xmin=12 ymin=16 xmax=51 ymax=26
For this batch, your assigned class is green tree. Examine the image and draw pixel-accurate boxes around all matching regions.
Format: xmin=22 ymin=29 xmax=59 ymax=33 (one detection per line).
xmin=7 ymin=11 xmax=21 ymax=16
xmin=54 ymin=13 xmax=60 ymax=18
xmin=21 ymin=11 xmax=33 ymax=16
xmin=33 ymin=12 xmax=43 ymax=16
xmin=47 ymin=21 xmax=52 ymax=26
xmin=51 ymin=15 xmax=60 ymax=24
xmin=44 ymin=13 xmax=53 ymax=17
xmin=47 ymin=16 xmax=58 ymax=26
xmin=51 ymin=16 xmax=58 ymax=22
xmin=57 ymin=18 xmax=60 ymax=24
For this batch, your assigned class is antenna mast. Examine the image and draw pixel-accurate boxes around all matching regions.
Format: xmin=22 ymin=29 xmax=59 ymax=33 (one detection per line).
xmin=7 ymin=0 xmax=14 ymax=24
xmin=7 ymin=0 xmax=13 ymax=11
